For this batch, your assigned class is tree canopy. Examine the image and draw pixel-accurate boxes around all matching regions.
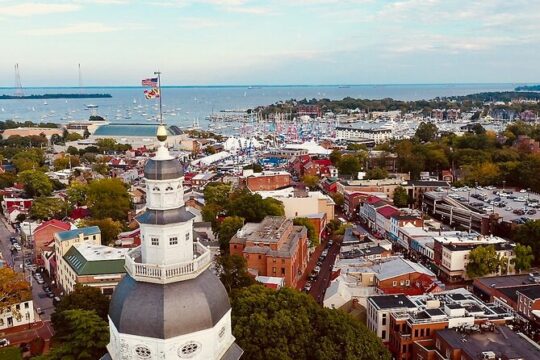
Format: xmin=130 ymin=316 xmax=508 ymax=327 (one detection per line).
xmin=231 ymin=285 xmax=390 ymax=360
xmin=29 ymin=197 xmax=68 ymax=220
xmin=0 ymin=268 xmax=32 ymax=319
xmin=414 ymin=122 xmax=438 ymax=142
xmin=511 ymin=244 xmax=535 ymax=273
xmin=513 ymin=220 xmax=540 ymax=265
xmin=81 ymin=218 xmax=123 ymax=245
xmin=466 ymin=245 xmax=505 ymax=278
xmin=393 ymin=186 xmax=409 ymax=208
xmin=218 ymin=216 xmax=245 ymax=252
xmin=17 ymin=170 xmax=53 ymax=197
xmin=39 ymin=309 xmax=108 ymax=360
xmin=293 ymin=217 xmax=318 ymax=246
xmin=86 ymin=178 xmax=131 ymax=221
xmin=216 ymin=254 xmax=255 ymax=294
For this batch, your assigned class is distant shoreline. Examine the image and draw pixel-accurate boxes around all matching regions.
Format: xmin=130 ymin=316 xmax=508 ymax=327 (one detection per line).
xmin=0 ymin=93 xmax=112 ymax=100
xmin=0 ymin=82 xmax=535 ymax=90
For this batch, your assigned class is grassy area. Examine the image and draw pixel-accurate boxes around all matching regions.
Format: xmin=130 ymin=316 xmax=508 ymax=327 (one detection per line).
xmin=0 ymin=347 xmax=22 ymax=360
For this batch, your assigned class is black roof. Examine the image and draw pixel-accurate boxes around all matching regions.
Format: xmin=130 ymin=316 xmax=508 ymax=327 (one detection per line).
xmin=136 ymin=207 xmax=195 ymax=225
xmin=498 ymin=285 xmax=540 ymax=303
xmin=369 ymin=294 xmax=415 ymax=309
xmin=407 ymin=180 xmax=450 ymax=187
xmin=518 ymin=286 xmax=540 ymax=300
xmin=425 ymin=308 xmax=445 ymax=317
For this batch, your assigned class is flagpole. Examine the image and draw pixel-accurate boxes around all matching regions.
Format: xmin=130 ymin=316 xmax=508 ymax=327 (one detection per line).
xmin=154 ymin=71 xmax=163 ymax=124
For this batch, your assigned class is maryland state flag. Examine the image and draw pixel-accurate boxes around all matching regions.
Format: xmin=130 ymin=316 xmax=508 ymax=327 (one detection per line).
xmin=144 ymin=88 xmax=160 ymax=99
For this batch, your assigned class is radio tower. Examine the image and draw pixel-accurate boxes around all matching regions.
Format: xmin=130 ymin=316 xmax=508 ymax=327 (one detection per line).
xmin=14 ymin=64 xmax=24 ymax=97
xmin=78 ymin=63 xmax=84 ymax=94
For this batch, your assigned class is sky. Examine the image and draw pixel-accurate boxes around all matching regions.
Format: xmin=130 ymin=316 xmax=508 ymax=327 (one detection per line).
xmin=1 ymin=0 xmax=540 ymax=86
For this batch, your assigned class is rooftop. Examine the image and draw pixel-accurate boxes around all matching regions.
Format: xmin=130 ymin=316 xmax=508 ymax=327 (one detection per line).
xmin=518 ymin=286 xmax=540 ymax=300
xmin=56 ymin=226 xmax=100 ymax=242
xmin=372 ymin=257 xmax=436 ymax=281
xmin=437 ymin=326 xmax=540 ymax=359
xmin=93 ymin=123 xmax=175 ymax=137
xmin=369 ymin=294 xmax=416 ymax=310
xmin=64 ymin=243 xmax=128 ymax=276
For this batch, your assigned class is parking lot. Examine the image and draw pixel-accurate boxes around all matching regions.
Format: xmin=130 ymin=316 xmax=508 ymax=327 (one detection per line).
xmin=447 ymin=186 xmax=540 ymax=224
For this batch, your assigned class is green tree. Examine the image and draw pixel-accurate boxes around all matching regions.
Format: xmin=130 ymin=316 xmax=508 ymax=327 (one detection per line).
xmin=329 ymin=149 xmax=342 ymax=166
xmin=82 ymin=218 xmax=123 ymax=245
xmin=0 ymin=172 xmax=16 ymax=189
xmin=227 ymin=190 xmax=284 ymax=222
xmin=330 ymin=192 xmax=344 ymax=207
xmin=53 ymin=155 xmax=80 ymax=170
xmin=511 ymin=244 xmax=535 ymax=273
xmin=466 ymin=245 xmax=504 ymax=278
xmin=203 ymin=182 xmax=231 ymax=206
xmin=67 ymin=181 xmax=89 ymax=206
xmin=218 ymin=216 xmax=245 ymax=252
xmin=17 ymin=170 xmax=53 ymax=197
xmin=29 ymin=197 xmax=69 ymax=220
xmin=92 ymin=158 xmax=109 ymax=175
xmin=393 ymin=186 xmax=409 ymax=208
xmin=96 ymin=138 xmax=118 ymax=153
xmin=12 ymin=149 xmax=44 ymax=172
xmin=415 ymin=122 xmax=438 ymax=142
xmin=513 ymin=220 xmax=540 ymax=264
xmin=216 ymin=254 xmax=255 ymax=294
xmin=231 ymin=286 xmax=390 ymax=360
xmin=40 ymin=309 xmax=108 ymax=360
xmin=293 ymin=217 xmax=318 ymax=246
xmin=302 ymin=174 xmax=319 ymax=190
xmin=65 ymin=132 xmax=83 ymax=142
xmin=87 ymin=178 xmax=131 ymax=221
xmin=337 ymin=154 xmax=361 ymax=176
xmin=365 ymin=167 xmax=388 ymax=180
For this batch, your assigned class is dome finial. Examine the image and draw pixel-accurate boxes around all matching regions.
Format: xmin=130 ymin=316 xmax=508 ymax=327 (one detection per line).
xmin=157 ymin=124 xmax=168 ymax=142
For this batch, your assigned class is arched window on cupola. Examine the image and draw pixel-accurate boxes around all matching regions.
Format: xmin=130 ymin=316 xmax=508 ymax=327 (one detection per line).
xmin=165 ymin=186 xmax=174 ymax=191
xmin=152 ymin=186 xmax=160 ymax=191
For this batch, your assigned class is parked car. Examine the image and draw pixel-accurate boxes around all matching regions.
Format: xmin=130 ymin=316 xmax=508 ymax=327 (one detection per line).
xmin=53 ymin=296 xmax=61 ymax=305
xmin=36 ymin=278 xmax=44 ymax=285
xmin=303 ymin=282 xmax=312 ymax=292
xmin=36 ymin=307 xmax=44 ymax=315
xmin=314 ymin=266 xmax=321 ymax=274
xmin=0 ymin=338 xmax=10 ymax=347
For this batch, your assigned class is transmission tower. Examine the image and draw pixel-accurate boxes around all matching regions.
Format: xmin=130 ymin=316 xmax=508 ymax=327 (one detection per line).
xmin=14 ymin=64 xmax=24 ymax=97
xmin=78 ymin=63 xmax=84 ymax=94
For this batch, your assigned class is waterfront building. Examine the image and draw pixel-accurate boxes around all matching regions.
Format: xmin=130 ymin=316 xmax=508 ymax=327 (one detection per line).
xmin=102 ymin=125 xmax=242 ymax=360
xmin=336 ymin=125 xmax=392 ymax=144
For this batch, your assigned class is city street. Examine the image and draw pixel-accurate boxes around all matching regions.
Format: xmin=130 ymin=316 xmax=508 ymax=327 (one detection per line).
xmin=308 ymin=239 xmax=341 ymax=304
xmin=0 ymin=216 xmax=54 ymax=343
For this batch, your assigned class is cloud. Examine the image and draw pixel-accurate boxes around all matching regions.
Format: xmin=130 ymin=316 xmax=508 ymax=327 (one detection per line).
xmin=0 ymin=2 xmax=80 ymax=16
xmin=177 ymin=16 xmax=228 ymax=29
xmin=23 ymin=22 xmax=121 ymax=36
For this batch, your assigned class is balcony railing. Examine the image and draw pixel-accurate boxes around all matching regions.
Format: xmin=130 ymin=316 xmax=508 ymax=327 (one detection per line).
xmin=124 ymin=242 xmax=212 ymax=284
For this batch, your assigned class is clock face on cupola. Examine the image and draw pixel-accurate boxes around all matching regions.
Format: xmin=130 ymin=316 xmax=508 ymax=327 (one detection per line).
xmin=101 ymin=126 xmax=243 ymax=360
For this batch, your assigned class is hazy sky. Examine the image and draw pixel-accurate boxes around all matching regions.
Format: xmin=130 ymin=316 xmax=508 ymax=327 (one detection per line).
xmin=1 ymin=0 xmax=540 ymax=86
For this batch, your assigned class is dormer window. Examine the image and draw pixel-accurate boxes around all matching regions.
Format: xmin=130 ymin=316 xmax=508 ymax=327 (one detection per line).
xmin=166 ymin=186 xmax=174 ymax=191
xmin=153 ymin=186 xmax=160 ymax=191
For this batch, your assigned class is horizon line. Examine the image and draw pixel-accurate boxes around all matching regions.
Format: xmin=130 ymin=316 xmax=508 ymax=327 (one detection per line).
xmin=0 ymin=82 xmax=536 ymax=90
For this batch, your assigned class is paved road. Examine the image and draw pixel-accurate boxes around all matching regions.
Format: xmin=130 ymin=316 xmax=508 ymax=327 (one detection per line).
xmin=307 ymin=238 xmax=341 ymax=305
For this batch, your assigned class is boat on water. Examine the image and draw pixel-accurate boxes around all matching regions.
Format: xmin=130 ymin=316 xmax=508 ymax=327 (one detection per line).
xmin=43 ymin=101 xmax=48 ymax=105
xmin=85 ymin=104 xmax=98 ymax=110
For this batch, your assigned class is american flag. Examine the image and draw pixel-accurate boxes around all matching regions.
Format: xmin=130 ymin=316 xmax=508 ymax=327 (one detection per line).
xmin=141 ymin=77 xmax=158 ymax=87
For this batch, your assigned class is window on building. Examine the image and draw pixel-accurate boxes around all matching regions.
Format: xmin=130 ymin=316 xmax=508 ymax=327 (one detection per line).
xmin=151 ymin=237 xmax=159 ymax=246
xmin=382 ymin=317 xmax=386 ymax=326
xmin=393 ymin=281 xmax=397 ymax=287
xmin=420 ymin=328 xmax=424 ymax=337
xmin=281 ymin=268 xmax=285 ymax=275
xmin=405 ymin=280 xmax=410 ymax=286
xmin=381 ymin=330 xmax=386 ymax=339
xmin=272 ymin=267 xmax=276 ymax=273
xmin=26 ymin=312 xmax=30 ymax=320
xmin=435 ymin=338 xmax=440 ymax=349
xmin=24 ymin=302 xmax=29 ymax=309
xmin=185 ymin=233 xmax=190 ymax=242
xmin=414 ymin=329 xmax=418 ymax=337
xmin=169 ymin=237 xmax=178 ymax=245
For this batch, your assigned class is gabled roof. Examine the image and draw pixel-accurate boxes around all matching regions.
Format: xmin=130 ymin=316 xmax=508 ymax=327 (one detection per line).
xmin=34 ymin=219 xmax=71 ymax=234
xmin=56 ymin=226 xmax=100 ymax=242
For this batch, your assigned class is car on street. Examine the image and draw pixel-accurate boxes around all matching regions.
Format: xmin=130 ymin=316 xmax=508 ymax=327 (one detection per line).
xmin=0 ymin=338 xmax=10 ymax=347
xmin=303 ymin=282 xmax=312 ymax=292
xmin=328 ymin=240 xmax=333 ymax=246
xmin=36 ymin=307 xmax=44 ymax=315
xmin=314 ymin=266 xmax=321 ymax=273
xmin=46 ymin=292 xmax=54 ymax=298
xmin=53 ymin=296 xmax=61 ymax=305
xmin=36 ymin=278 xmax=45 ymax=285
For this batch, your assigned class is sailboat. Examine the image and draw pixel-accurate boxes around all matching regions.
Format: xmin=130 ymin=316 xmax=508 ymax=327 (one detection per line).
xmin=43 ymin=101 xmax=48 ymax=105
xmin=133 ymin=98 xmax=137 ymax=104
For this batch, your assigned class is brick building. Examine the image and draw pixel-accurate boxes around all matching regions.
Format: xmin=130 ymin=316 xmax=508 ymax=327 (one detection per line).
xmin=241 ymin=171 xmax=292 ymax=191
xmin=368 ymin=289 xmax=515 ymax=360
xmin=230 ymin=216 xmax=309 ymax=288
xmin=31 ymin=220 xmax=71 ymax=261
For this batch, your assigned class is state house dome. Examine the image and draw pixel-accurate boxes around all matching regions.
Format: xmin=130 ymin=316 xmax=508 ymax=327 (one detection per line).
xmin=109 ymin=270 xmax=231 ymax=339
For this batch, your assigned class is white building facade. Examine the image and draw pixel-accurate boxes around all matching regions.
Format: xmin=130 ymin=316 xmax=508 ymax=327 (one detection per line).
xmin=103 ymin=126 xmax=242 ymax=360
